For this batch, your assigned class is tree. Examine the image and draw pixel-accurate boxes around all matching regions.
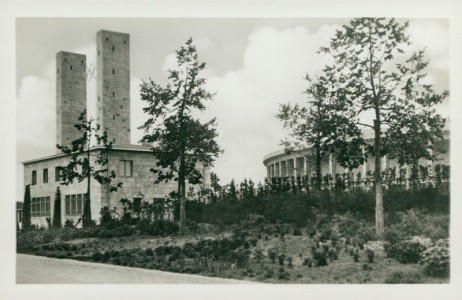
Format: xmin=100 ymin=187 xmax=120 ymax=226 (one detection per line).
xmin=210 ymin=172 xmax=222 ymax=203
xmin=277 ymin=75 xmax=362 ymax=190
xmin=22 ymin=184 xmax=31 ymax=231
xmin=52 ymin=186 xmax=62 ymax=228
xmin=57 ymin=110 xmax=122 ymax=227
xmin=319 ymin=18 xmax=448 ymax=238
xmin=139 ymin=38 xmax=222 ymax=233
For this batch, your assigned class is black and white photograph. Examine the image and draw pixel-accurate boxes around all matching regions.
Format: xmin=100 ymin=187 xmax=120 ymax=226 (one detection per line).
xmin=2 ymin=0 xmax=462 ymax=299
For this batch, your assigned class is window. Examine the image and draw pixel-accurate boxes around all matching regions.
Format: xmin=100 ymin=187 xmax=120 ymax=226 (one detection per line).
xmin=112 ymin=69 xmax=115 ymax=74
xmin=70 ymin=65 xmax=73 ymax=70
xmin=65 ymin=194 xmax=85 ymax=216
xmin=31 ymin=197 xmax=51 ymax=217
xmin=120 ymin=160 xmax=133 ymax=177
xmin=112 ymin=45 xmax=115 ymax=51
xmin=55 ymin=166 xmax=62 ymax=182
xmin=32 ymin=170 xmax=37 ymax=185
xmin=113 ymin=92 xmax=115 ymax=97
xmin=43 ymin=168 xmax=48 ymax=183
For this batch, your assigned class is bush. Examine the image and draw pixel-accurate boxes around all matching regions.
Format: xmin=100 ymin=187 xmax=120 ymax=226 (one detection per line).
xmin=366 ymin=248 xmax=375 ymax=263
xmin=293 ymin=227 xmax=302 ymax=236
xmin=419 ymin=239 xmax=450 ymax=277
xmin=278 ymin=267 xmax=290 ymax=280
xmin=268 ymin=248 xmax=277 ymax=263
xmin=64 ymin=219 xmax=76 ymax=229
xmin=303 ymin=258 xmax=313 ymax=267
xmin=137 ymin=220 xmax=179 ymax=236
xmin=17 ymin=230 xmax=59 ymax=252
xmin=312 ymin=250 xmax=328 ymax=267
xmin=385 ymin=270 xmax=422 ymax=284
xmin=385 ymin=240 xmax=427 ymax=264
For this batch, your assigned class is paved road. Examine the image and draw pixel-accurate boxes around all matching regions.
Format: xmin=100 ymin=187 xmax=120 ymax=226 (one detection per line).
xmin=16 ymin=254 xmax=256 ymax=284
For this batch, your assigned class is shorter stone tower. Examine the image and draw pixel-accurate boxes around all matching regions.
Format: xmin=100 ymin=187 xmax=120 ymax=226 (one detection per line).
xmin=96 ymin=30 xmax=131 ymax=145
xmin=56 ymin=51 xmax=87 ymax=151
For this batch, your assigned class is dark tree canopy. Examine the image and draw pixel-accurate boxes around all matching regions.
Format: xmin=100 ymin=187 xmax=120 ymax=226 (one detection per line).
xmin=139 ymin=38 xmax=222 ymax=233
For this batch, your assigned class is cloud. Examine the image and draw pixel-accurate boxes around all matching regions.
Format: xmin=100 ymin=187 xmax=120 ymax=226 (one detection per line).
xmin=199 ymin=25 xmax=339 ymax=184
xmin=16 ymin=75 xmax=55 ymax=152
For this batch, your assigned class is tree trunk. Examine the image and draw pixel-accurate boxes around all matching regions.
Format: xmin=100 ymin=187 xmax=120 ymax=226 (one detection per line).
xmin=83 ymin=149 xmax=92 ymax=227
xmin=178 ymin=150 xmax=186 ymax=234
xmin=315 ymin=140 xmax=322 ymax=191
xmin=374 ymin=119 xmax=384 ymax=238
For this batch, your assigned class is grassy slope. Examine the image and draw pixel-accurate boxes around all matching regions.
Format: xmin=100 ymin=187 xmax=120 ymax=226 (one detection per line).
xmin=56 ymin=230 xmax=447 ymax=284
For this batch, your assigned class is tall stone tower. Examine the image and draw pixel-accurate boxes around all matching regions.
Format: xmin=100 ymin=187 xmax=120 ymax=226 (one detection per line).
xmin=56 ymin=51 xmax=87 ymax=151
xmin=96 ymin=30 xmax=131 ymax=145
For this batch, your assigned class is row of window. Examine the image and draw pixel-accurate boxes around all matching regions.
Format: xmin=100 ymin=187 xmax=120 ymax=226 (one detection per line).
xmin=31 ymin=167 xmax=62 ymax=185
xmin=31 ymin=160 xmax=133 ymax=185
xmin=30 ymin=194 xmax=86 ymax=217
xmin=31 ymin=197 xmax=51 ymax=217
xmin=29 ymin=194 xmax=163 ymax=218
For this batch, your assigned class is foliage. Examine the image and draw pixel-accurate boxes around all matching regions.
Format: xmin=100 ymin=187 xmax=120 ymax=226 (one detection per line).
xmin=366 ymin=248 xmax=375 ymax=263
xmin=22 ymin=185 xmax=31 ymax=231
xmin=384 ymin=270 xmax=422 ymax=284
xmin=17 ymin=229 xmax=58 ymax=252
xmin=52 ymin=187 xmax=62 ymax=228
xmin=64 ymin=219 xmax=76 ymax=229
xmin=136 ymin=220 xmax=179 ymax=236
xmin=57 ymin=109 xmax=122 ymax=227
xmin=139 ymin=38 xmax=222 ymax=233
xmin=384 ymin=209 xmax=449 ymax=244
xmin=419 ymin=239 xmax=450 ymax=277
xmin=268 ymin=248 xmax=277 ymax=263
xmin=98 ymin=224 xmax=135 ymax=238
xmin=318 ymin=18 xmax=448 ymax=238
xmin=384 ymin=239 xmax=427 ymax=264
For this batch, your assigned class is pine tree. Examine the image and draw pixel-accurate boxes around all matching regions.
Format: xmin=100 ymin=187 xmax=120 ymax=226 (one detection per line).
xmin=52 ymin=187 xmax=62 ymax=228
xmin=22 ymin=184 xmax=31 ymax=231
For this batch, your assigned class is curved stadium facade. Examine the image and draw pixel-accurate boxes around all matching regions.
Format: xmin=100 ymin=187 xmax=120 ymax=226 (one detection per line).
xmin=263 ymin=129 xmax=450 ymax=187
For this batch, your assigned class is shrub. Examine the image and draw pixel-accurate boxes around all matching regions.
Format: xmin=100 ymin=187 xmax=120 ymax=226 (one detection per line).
xmin=419 ymin=239 xmax=450 ymax=277
xmin=264 ymin=267 xmax=274 ymax=278
xmin=384 ymin=270 xmax=422 ymax=284
xmin=278 ymin=267 xmax=290 ymax=280
xmin=254 ymin=249 xmax=264 ymax=263
xmin=303 ymin=258 xmax=313 ymax=267
xmin=366 ymin=248 xmax=375 ymax=263
xmin=287 ymin=256 xmax=293 ymax=267
xmin=278 ymin=253 xmax=286 ymax=266
xmin=136 ymin=220 xmax=179 ymax=236
xmin=64 ymin=219 xmax=75 ymax=229
xmin=268 ymin=248 xmax=277 ymax=263
xmin=293 ymin=227 xmax=302 ymax=236
xmin=385 ymin=240 xmax=426 ymax=264
xmin=312 ymin=250 xmax=328 ymax=267
xmin=353 ymin=249 xmax=359 ymax=262
xmin=145 ymin=248 xmax=154 ymax=256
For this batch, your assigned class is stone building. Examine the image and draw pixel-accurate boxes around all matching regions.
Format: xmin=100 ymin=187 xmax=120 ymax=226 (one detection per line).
xmin=22 ymin=30 xmax=211 ymax=227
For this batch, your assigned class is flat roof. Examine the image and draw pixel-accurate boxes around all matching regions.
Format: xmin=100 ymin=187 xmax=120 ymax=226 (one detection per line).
xmin=22 ymin=143 xmax=154 ymax=165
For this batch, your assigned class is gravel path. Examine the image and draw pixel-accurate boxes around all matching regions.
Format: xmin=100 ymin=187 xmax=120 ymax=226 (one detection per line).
xmin=16 ymin=254 xmax=257 ymax=284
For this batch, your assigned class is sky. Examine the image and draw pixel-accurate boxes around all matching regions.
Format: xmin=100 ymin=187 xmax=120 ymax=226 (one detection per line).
xmin=15 ymin=18 xmax=449 ymax=199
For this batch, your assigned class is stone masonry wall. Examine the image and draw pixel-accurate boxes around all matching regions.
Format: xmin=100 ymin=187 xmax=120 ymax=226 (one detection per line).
xmin=23 ymin=155 xmax=103 ymax=227
xmin=97 ymin=30 xmax=130 ymax=145
xmin=56 ymin=52 xmax=87 ymax=152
